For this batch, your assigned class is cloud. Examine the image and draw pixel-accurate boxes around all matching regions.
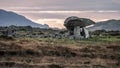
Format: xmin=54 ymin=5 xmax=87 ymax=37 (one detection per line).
xmin=34 ymin=19 xmax=64 ymax=28
xmin=8 ymin=7 xmax=42 ymax=9
xmin=0 ymin=0 xmax=120 ymax=11
xmin=14 ymin=10 xmax=120 ymax=14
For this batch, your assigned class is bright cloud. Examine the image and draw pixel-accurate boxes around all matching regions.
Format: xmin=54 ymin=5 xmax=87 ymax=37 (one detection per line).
xmin=14 ymin=10 xmax=120 ymax=14
xmin=34 ymin=19 xmax=64 ymax=28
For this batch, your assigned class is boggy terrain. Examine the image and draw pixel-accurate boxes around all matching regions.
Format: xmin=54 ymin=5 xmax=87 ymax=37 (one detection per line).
xmin=0 ymin=37 xmax=120 ymax=68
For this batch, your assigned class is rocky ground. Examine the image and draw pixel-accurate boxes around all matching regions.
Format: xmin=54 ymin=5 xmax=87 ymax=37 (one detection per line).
xmin=0 ymin=38 xmax=120 ymax=68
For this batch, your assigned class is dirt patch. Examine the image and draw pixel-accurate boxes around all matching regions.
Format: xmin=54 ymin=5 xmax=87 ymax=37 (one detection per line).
xmin=37 ymin=46 xmax=77 ymax=57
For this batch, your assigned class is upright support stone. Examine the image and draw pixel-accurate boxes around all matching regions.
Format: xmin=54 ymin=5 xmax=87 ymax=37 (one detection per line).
xmin=74 ymin=26 xmax=81 ymax=39
xmin=73 ymin=27 xmax=89 ymax=39
xmin=83 ymin=28 xmax=90 ymax=38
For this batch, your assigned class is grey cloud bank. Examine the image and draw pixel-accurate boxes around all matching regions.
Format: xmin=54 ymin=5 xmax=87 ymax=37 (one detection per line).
xmin=1 ymin=0 xmax=120 ymax=10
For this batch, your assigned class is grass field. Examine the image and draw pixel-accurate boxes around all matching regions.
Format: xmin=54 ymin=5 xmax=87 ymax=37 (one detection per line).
xmin=0 ymin=36 xmax=120 ymax=68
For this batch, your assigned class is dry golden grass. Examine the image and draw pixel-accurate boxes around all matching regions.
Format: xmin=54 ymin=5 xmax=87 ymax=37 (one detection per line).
xmin=0 ymin=37 xmax=120 ymax=68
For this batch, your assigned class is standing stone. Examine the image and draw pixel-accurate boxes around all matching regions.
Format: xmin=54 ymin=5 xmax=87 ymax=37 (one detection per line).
xmin=83 ymin=28 xmax=90 ymax=38
xmin=64 ymin=16 xmax=95 ymax=39
xmin=74 ymin=26 xmax=81 ymax=39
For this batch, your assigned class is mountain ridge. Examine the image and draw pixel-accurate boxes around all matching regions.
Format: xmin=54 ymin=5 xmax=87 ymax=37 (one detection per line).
xmin=0 ymin=9 xmax=49 ymax=28
xmin=88 ymin=19 xmax=120 ymax=31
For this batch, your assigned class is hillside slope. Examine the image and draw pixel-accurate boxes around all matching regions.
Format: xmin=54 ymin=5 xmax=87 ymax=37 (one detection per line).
xmin=88 ymin=19 xmax=120 ymax=31
xmin=0 ymin=9 xmax=49 ymax=28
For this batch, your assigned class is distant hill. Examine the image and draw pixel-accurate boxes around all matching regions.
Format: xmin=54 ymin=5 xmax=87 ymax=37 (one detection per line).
xmin=0 ymin=9 xmax=49 ymax=28
xmin=88 ymin=19 xmax=120 ymax=31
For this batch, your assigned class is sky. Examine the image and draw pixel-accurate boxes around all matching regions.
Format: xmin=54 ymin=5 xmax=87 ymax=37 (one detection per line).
xmin=0 ymin=0 xmax=120 ymax=28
